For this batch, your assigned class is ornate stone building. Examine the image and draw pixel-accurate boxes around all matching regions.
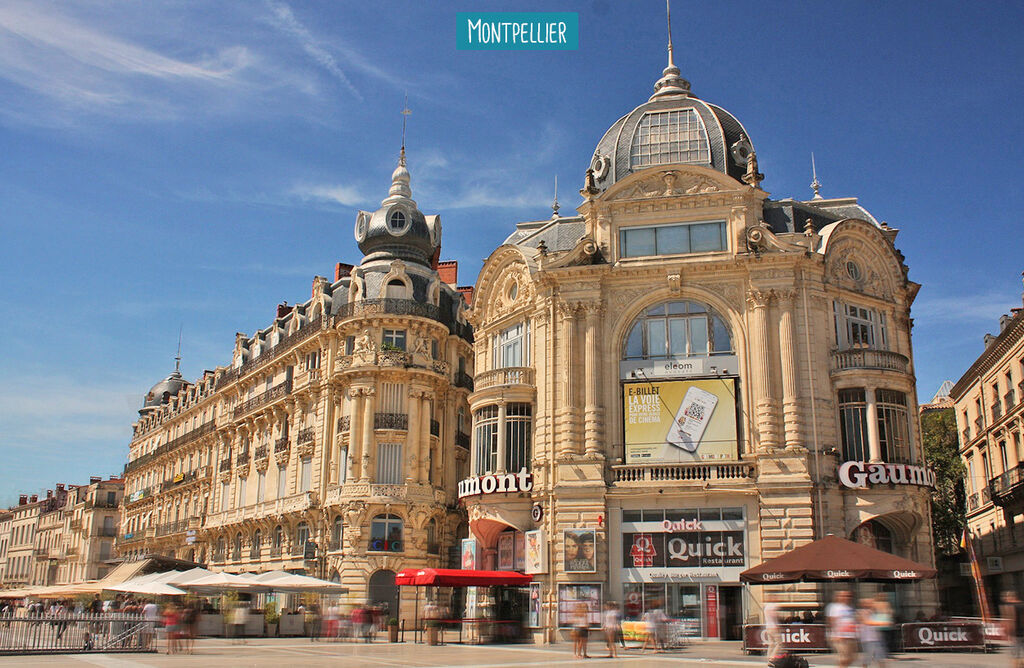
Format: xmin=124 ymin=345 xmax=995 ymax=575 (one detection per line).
xmin=55 ymin=477 xmax=123 ymax=584
xmin=952 ymin=286 xmax=1024 ymax=606
xmin=462 ymin=51 xmax=937 ymax=639
xmin=119 ymin=148 xmax=472 ymax=615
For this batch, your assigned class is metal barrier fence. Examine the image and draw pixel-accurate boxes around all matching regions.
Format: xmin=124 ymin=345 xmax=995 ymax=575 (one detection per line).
xmin=0 ymin=614 xmax=155 ymax=654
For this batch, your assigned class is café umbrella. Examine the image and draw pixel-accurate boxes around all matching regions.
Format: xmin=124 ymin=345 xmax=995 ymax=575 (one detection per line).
xmin=740 ymin=534 xmax=937 ymax=584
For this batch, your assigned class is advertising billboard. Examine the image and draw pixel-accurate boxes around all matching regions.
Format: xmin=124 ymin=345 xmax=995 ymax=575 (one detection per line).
xmin=623 ymin=378 xmax=738 ymax=463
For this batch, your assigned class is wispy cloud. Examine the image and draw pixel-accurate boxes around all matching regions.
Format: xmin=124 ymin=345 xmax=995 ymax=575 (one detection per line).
xmin=291 ymin=183 xmax=372 ymax=208
xmin=0 ymin=376 xmax=137 ymax=445
xmin=913 ymin=291 xmax=1020 ymax=325
xmin=263 ymin=0 xmax=363 ymax=101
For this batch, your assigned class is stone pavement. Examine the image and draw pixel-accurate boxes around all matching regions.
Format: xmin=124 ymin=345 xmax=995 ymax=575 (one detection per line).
xmin=0 ymin=638 xmax=1008 ymax=667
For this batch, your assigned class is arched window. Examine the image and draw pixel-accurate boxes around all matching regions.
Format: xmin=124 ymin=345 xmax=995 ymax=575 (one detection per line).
xmin=272 ymin=525 xmax=284 ymax=557
xmin=331 ymin=516 xmax=344 ymax=551
xmin=630 ymin=109 xmax=710 ymax=168
xmin=385 ymin=279 xmax=407 ymax=299
xmin=250 ymin=530 xmax=262 ymax=560
xmin=233 ymin=532 xmax=242 ymax=561
xmin=215 ymin=536 xmax=225 ymax=561
xmin=426 ymin=519 xmax=438 ymax=555
xmin=622 ymin=301 xmax=732 ymax=360
xmin=294 ymin=522 xmax=309 ymax=556
xmin=369 ymin=514 xmax=403 ymax=553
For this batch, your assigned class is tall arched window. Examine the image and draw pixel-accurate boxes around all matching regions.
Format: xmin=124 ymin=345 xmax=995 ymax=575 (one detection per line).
xmin=272 ymin=525 xmax=284 ymax=557
xmin=215 ymin=536 xmax=225 ymax=561
xmin=294 ymin=522 xmax=309 ymax=556
xmin=233 ymin=532 xmax=242 ymax=561
xmin=622 ymin=301 xmax=732 ymax=360
xmin=250 ymin=530 xmax=262 ymax=560
xmin=426 ymin=519 xmax=438 ymax=555
xmin=331 ymin=515 xmax=343 ymax=551
xmin=369 ymin=514 xmax=403 ymax=553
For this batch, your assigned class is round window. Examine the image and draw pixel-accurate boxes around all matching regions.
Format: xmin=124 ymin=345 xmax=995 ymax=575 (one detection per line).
xmin=508 ymin=283 xmax=518 ymax=301
xmin=846 ymin=260 xmax=862 ymax=281
xmin=388 ymin=210 xmax=407 ymax=233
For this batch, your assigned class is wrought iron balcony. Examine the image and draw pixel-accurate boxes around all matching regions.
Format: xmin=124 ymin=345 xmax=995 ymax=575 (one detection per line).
xmin=219 ymin=457 xmax=232 ymax=472
xmin=455 ymin=431 xmax=470 ymax=449
xmin=332 ymin=298 xmax=472 ymax=342
xmin=254 ymin=445 xmax=268 ymax=460
xmin=216 ymin=316 xmax=324 ymax=389
xmin=236 ymin=450 xmax=250 ymax=466
xmin=474 ymin=366 xmax=535 ymax=390
xmin=989 ymin=462 xmax=1024 ymax=508
xmin=967 ymin=492 xmax=979 ymax=512
xmin=274 ymin=437 xmax=290 ymax=453
xmin=454 ymin=371 xmax=474 ymax=392
xmin=375 ymin=412 xmax=408 ymax=430
xmin=829 ymin=348 xmax=909 ymax=375
xmin=233 ymin=379 xmax=292 ymax=419
xmin=430 ymin=419 xmax=440 ymax=437
xmin=337 ymin=416 xmax=351 ymax=433
xmin=95 ymin=526 xmax=118 ymax=538
xmin=297 ymin=427 xmax=315 ymax=445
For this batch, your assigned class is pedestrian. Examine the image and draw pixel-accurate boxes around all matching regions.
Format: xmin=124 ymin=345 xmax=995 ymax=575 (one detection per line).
xmin=602 ymin=601 xmax=621 ymax=658
xmin=826 ymin=590 xmax=858 ymax=668
xmin=573 ymin=601 xmax=590 ymax=659
xmin=163 ymin=602 xmax=179 ymax=655
xmin=857 ymin=597 xmax=886 ymax=667
xmin=142 ymin=598 xmax=160 ymax=651
xmin=1001 ymin=590 xmax=1024 ymax=668
xmin=231 ymin=601 xmax=248 ymax=645
xmin=308 ymin=601 xmax=322 ymax=641
xmin=764 ymin=592 xmax=782 ymax=665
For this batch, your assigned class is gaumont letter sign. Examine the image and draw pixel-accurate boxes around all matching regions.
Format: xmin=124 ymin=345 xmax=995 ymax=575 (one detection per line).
xmin=838 ymin=461 xmax=936 ymax=490
xmin=459 ymin=467 xmax=534 ymax=499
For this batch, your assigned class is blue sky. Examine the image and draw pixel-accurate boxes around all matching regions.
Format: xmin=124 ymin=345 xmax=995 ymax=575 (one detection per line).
xmin=1 ymin=1 xmax=1022 ymax=506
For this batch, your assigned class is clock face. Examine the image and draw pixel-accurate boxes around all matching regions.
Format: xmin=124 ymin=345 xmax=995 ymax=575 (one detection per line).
xmin=354 ymin=211 xmax=369 ymax=242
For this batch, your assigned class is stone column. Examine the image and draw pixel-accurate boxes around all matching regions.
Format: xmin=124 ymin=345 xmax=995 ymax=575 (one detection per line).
xmin=777 ymin=291 xmax=802 ymax=449
xmin=559 ymin=301 xmax=578 ymax=456
xmin=420 ymin=393 xmax=432 ymax=483
xmin=583 ymin=302 xmax=604 ymax=457
xmin=348 ymin=388 xmax=363 ymax=482
xmin=406 ymin=389 xmax=422 ymax=484
xmin=361 ymin=387 xmax=376 ymax=482
xmin=496 ymin=399 xmax=508 ymax=472
xmin=746 ymin=290 xmax=779 ymax=449
xmin=865 ymin=386 xmax=881 ymax=462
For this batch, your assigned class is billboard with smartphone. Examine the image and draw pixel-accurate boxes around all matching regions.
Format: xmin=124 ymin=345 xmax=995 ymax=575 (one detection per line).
xmin=623 ymin=378 xmax=738 ymax=463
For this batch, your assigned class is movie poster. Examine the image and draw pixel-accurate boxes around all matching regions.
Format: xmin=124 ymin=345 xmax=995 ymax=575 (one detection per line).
xmin=528 ymin=583 xmax=542 ymax=628
xmin=461 ymin=537 xmax=478 ymax=570
xmin=563 ymin=529 xmax=597 ymax=573
xmin=557 ymin=584 xmax=601 ymax=628
xmin=514 ymin=531 xmax=526 ymax=571
xmin=525 ymin=529 xmax=547 ymax=574
xmin=497 ymin=532 xmax=514 ymax=571
xmin=623 ymin=378 xmax=738 ymax=463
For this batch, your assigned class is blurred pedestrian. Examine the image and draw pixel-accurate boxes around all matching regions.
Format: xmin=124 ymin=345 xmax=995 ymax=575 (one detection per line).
xmin=826 ymin=590 xmax=857 ymax=668
xmin=602 ymin=601 xmax=621 ymax=658
xmin=573 ymin=601 xmax=590 ymax=659
xmin=764 ymin=592 xmax=782 ymax=665
xmin=1001 ymin=590 xmax=1024 ymax=668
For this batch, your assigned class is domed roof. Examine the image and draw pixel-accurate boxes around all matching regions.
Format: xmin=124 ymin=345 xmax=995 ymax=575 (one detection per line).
xmin=354 ymin=150 xmax=439 ymax=267
xmin=588 ymin=60 xmax=754 ymax=193
xmin=141 ymin=369 xmax=186 ymax=411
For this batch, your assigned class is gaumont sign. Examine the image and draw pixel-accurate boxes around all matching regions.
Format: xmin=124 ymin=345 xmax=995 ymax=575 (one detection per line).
xmin=838 ymin=461 xmax=936 ymax=490
xmin=900 ymin=623 xmax=984 ymax=650
xmin=458 ymin=468 xmax=533 ymax=499
xmin=743 ymin=625 xmax=828 ymax=652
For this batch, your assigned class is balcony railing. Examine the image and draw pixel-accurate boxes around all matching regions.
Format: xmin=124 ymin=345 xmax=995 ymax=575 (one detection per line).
xmin=1005 ymin=391 xmax=1016 ymax=414
xmin=216 ymin=316 xmax=324 ymax=390
xmin=254 ymin=445 xmax=268 ymax=460
xmin=474 ymin=367 xmax=535 ymax=390
xmin=337 ymin=416 xmax=351 ymax=433
xmin=829 ymin=348 xmax=909 ymax=375
xmin=236 ymin=450 xmax=250 ymax=466
xmin=160 ymin=469 xmax=199 ymax=492
xmin=95 ymin=526 xmax=118 ymax=538
xmin=332 ymin=298 xmax=472 ymax=342
xmin=989 ymin=462 xmax=1024 ymax=507
xmin=297 ymin=427 xmax=315 ymax=445
xmin=430 ymin=419 xmax=440 ymax=437
xmin=613 ymin=461 xmax=756 ymax=484
xmin=274 ymin=437 xmax=290 ymax=453
xmin=454 ymin=371 xmax=474 ymax=392
xmin=992 ymin=403 xmax=1003 ymax=421
xmin=375 ymin=412 xmax=408 ymax=430
xmin=455 ymin=431 xmax=470 ymax=449
xmin=219 ymin=457 xmax=232 ymax=472
xmin=233 ymin=379 xmax=292 ymax=419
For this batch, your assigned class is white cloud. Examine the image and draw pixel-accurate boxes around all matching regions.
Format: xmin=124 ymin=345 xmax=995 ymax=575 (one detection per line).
xmin=0 ymin=377 xmax=138 ymax=447
xmin=913 ymin=291 xmax=1020 ymax=325
xmin=291 ymin=183 xmax=370 ymax=208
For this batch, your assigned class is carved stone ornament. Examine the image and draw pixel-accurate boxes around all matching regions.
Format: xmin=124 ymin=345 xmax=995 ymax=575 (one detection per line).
xmin=745 ymin=223 xmax=807 ymax=255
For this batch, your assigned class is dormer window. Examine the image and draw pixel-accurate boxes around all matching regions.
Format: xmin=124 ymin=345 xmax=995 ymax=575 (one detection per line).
xmin=388 ymin=210 xmax=406 ymax=232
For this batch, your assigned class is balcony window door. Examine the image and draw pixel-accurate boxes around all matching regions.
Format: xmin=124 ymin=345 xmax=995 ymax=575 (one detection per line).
xmin=277 ymin=464 xmax=287 ymax=499
xmin=838 ymin=389 xmax=869 ymax=461
xmin=833 ymin=302 xmax=888 ymax=350
xmin=473 ymin=406 xmax=499 ymax=475
xmin=495 ymin=323 xmax=528 ymax=368
xmin=876 ymin=390 xmax=910 ymax=462
xmin=377 ymin=443 xmax=403 ymax=484
xmin=300 ymin=457 xmax=312 ymax=491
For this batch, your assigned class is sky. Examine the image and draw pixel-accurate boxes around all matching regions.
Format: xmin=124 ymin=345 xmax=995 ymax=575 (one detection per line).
xmin=1 ymin=1 xmax=1022 ymax=506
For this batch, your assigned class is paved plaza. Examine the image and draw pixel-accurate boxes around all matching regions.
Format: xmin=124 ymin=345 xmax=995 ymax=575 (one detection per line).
xmin=0 ymin=639 xmax=1009 ymax=667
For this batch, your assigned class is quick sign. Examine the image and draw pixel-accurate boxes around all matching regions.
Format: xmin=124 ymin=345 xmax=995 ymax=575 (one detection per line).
xmin=901 ymin=623 xmax=984 ymax=650
xmin=838 ymin=461 xmax=936 ymax=489
xmin=623 ymin=530 xmax=745 ymax=568
xmin=743 ymin=625 xmax=829 ymax=651
xmin=458 ymin=468 xmax=533 ymax=499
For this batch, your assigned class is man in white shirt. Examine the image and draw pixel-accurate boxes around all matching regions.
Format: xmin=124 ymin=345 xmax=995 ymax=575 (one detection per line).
xmin=763 ymin=591 xmax=781 ymax=665
xmin=142 ymin=600 xmax=160 ymax=651
xmin=825 ymin=590 xmax=857 ymax=668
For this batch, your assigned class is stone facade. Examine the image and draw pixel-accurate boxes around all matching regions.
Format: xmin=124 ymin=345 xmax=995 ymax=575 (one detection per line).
xmin=951 ymin=288 xmax=1024 ymax=606
xmin=120 ymin=150 xmax=472 ymax=618
xmin=462 ymin=57 xmax=937 ymax=639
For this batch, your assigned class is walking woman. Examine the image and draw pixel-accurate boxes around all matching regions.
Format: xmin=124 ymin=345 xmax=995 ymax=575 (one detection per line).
xmin=602 ymin=602 xmax=622 ymax=658
xmin=573 ymin=602 xmax=591 ymax=659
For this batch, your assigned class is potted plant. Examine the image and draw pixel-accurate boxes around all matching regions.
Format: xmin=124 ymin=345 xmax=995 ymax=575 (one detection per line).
xmin=425 ymin=619 xmax=440 ymax=646
xmin=387 ymin=617 xmax=399 ymax=643
xmin=264 ymin=601 xmax=280 ymax=637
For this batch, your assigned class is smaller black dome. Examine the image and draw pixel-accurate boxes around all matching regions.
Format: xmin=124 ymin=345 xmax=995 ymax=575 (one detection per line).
xmin=142 ymin=370 xmax=186 ymax=410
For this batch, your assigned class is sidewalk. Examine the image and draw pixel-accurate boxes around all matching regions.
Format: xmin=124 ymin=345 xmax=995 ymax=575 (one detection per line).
xmin=0 ymin=637 xmax=1008 ymax=667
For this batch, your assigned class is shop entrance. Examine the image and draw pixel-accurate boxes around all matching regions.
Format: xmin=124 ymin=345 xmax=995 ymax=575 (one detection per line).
xmin=718 ymin=585 xmax=743 ymax=640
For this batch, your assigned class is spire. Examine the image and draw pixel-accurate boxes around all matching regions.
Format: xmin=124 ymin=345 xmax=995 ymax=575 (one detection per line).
xmin=174 ymin=325 xmax=182 ymax=373
xmin=384 ymin=96 xmax=414 ymax=204
xmin=810 ymin=152 xmax=823 ymax=199
xmin=552 ymin=175 xmax=560 ymax=218
xmin=650 ymin=0 xmax=691 ymax=100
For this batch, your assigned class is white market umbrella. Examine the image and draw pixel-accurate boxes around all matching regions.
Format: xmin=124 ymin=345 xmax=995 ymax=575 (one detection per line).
xmin=248 ymin=570 xmax=348 ymax=593
xmin=180 ymin=571 xmax=256 ymax=593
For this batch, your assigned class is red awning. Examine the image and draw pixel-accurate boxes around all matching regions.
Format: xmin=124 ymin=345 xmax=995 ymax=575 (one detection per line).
xmin=395 ymin=568 xmax=533 ymax=587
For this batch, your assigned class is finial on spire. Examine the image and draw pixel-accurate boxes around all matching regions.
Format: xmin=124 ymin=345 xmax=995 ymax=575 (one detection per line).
xmin=400 ymin=92 xmax=411 ymax=166
xmin=174 ymin=325 xmax=182 ymax=373
xmin=650 ymin=0 xmax=691 ymax=100
xmin=552 ymin=175 xmax=560 ymax=217
xmin=810 ymin=152 xmax=823 ymax=199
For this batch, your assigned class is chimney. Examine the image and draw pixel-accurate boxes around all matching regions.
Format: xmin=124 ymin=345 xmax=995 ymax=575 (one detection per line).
xmin=335 ymin=263 xmax=353 ymax=281
xmin=457 ymin=286 xmax=474 ymax=307
xmin=56 ymin=484 xmax=64 ymax=491
xmin=90 ymin=476 xmax=101 ymax=484
xmin=1000 ymin=314 xmax=1013 ymax=332
xmin=19 ymin=495 xmax=27 ymax=506
xmin=984 ymin=333 xmax=996 ymax=347
xmin=276 ymin=302 xmax=293 ymax=319
xmin=437 ymin=261 xmax=458 ymax=286
xmin=30 ymin=494 xmax=38 ymax=503
xmin=46 ymin=490 xmax=53 ymax=500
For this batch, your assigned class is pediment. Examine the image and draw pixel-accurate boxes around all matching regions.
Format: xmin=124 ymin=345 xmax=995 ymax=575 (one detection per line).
xmin=602 ymin=166 xmax=742 ymax=202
